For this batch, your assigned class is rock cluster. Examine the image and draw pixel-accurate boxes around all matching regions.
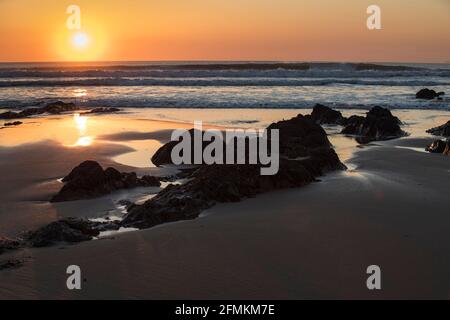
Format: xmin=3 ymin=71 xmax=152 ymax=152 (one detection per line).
xmin=122 ymin=114 xmax=345 ymax=229
xmin=51 ymin=161 xmax=161 ymax=202
xmin=0 ymin=101 xmax=77 ymax=120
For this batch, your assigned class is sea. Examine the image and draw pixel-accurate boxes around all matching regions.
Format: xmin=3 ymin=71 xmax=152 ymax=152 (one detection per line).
xmin=0 ymin=61 xmax=449 ymax=110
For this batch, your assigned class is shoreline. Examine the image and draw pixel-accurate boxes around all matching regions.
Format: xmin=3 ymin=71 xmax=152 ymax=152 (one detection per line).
xmin=0 ymin=107 xmax=449 ymax=299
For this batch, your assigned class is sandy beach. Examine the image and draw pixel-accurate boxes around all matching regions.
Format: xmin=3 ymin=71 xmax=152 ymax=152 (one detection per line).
xmin=0 ymin=108 xmax=448 ymax=299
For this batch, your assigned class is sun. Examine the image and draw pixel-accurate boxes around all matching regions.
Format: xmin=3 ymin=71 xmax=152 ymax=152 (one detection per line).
xmin=72 ymin=31 xmax=90 ymax=49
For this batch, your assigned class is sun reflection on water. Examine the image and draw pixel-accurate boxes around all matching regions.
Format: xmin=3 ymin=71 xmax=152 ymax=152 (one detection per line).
xmin=70 ymin=113 xmax=93 ymax=147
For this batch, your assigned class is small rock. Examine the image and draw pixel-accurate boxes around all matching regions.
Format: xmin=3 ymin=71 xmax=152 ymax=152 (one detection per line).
xmin=426 ymin=120 xmax=450 ymax=137
xmin=4 ymin=121 xmax=23 ymax=127
xmin=425 ymin=139 xmax=450 ymax=155
xmin=309 ymin=104 xmax=347 ymax=125
xmin=416 ymin=88 xmax=443 ymax=100
xmin=341 ymin=106 xmax=405 ymax=142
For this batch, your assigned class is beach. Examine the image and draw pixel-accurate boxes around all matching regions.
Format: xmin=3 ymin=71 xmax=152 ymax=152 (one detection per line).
xmin=0 ymin=107 xmax=449 ymax=299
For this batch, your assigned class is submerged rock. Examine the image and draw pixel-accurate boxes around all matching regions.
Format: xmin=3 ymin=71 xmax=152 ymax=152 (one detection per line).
xmin=341 ymin=106 xmax=405 ymax=142
xmin=425 ymin=139 xmax=450 ymax=155
xmin=309 ymin=104 xmax=347 ymax=125
xmin=51 ymin=160 xmax=160 ymax=202
xmin=0 ymin=101 xmax=77 ymax=120
xmin=426 ymin=120 xmax=450 ymax=137
xmin=122 ymin=114 xmax=345 ymax=229
xmin=415 ymin=88 xmax=445 ymax=100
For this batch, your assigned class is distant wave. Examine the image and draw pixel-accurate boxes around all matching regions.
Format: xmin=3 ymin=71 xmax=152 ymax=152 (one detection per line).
xmin=0 ymin=77 xmax=449 ymax=87
xmin=0 ymin=62 xmax=448 ymax=78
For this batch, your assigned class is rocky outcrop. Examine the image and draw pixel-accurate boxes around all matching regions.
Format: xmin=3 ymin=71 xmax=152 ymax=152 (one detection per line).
xmin=426 ymin=121 xmax=450 ymax=137
xmin=51 ymin=161 xmax=161 ymax=202
xmin=3 ymin=121 xmax=22 ymax=127
xmin=24 ymin=218 xmax=101 ymax=247
xmin=341 ymin=106 xmax=405 ymax=142
xmin=416 ymin=88 xmax=445 ymax=100
xmin=309 ymin=104 xmax=347 ymax=125
xmin=87 ymin=107 xmax=121 ymax=114
xmin=0 ymin=101 xmax=77 ymax=120
xmin=122 ymin=114 xmax=345 ymax=229
xmin=23 ymin=218 xmax=122 ymax=247
xmin=425 ymin=139 xmax=450 ymax=155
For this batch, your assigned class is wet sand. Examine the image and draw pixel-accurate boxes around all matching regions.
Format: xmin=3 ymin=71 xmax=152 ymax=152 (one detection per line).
xmin=0 ymin=110 xmax=449 ymax=299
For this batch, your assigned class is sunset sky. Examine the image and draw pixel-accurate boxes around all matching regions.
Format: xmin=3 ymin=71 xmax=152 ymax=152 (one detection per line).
xmin=0 ymin=0 xmax=449 ymax=62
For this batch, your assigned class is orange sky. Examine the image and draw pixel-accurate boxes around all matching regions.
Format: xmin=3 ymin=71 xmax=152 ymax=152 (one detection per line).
xmin=0 ymin=0 xmax=449 ymax=62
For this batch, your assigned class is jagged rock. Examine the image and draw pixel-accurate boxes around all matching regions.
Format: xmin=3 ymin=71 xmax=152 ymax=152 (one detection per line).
xmin=309 ymin=104 xmax=347 ymax=125
xmin=426 ymin=121 xmax=450 ymax=137
xmin=3 ymin=121 xmax=22 ymax=127
xmin=425 ymin=139 xmax=450 ymax=155
xmin=0 ymin=101 xmax=77 ymax=120
xmin=122 ymin=115 xmax=345 ymax=229
xmin=341 ymin=106 xmax=405 ymax=141
xmin=416 ymin=88 xmax=445 ymax=100
xmin=51 ymin=161 xmax=161 ymax=202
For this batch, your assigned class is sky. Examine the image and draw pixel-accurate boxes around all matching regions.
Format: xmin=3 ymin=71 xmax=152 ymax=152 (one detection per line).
xmin=0 ymin=0 xmax=449 ymax=62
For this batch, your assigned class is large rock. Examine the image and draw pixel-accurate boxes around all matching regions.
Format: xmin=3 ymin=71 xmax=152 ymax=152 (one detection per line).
xmin=122 ymin=115 xmax=345 ymax=229
xmin=0 ymin=101 xmax=77 ymax=120
xmin=309 ymin=104 xmax=347 ymax=125
xmin=51 ymin=160 xmax=160 ymax=202
xmin=426 ymin=121 xmax=450 ymax=137
xmin=151 ymin=140 xmax=180 ymax=166
xmin=416 ymin=88 xmax=444 ymax=100
xmin=341 ymin=106 xmax=405 ymax=141
xmin=425 ymin=139 xmax=450 ymax=155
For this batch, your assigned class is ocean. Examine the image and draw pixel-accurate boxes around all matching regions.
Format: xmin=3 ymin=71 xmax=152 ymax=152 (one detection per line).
xmin=0 ymin=61 xmax=449 ymax=110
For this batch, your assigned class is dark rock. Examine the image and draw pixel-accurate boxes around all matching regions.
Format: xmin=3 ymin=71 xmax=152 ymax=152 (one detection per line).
xmin=0 ymin=259 xmax=24 ymax=271
xmin=117 ymin=200 xmax=136 ymax=211
xmin=88 ymin=107 xmax=121 ymax=114
xmin=309 ymin=104 xmax=347 ymax=125
xmin=25 ymin=218 xmax=100 ymax=247
xmin=0 ymin=111 xmax=20 ymax=120
xmin=42 ymin=101 xmax=77 ymax=114
xmin=122 ymin=115 xmax=345 ymax=229
xmin=0 ymin=237 xmax=21 ymax=255
xmin=151 ymin=140 xmax=179 ymax=166
xmin=341 ymin=106 xmax=405 ymax=141
xmin=416 ymin=88 xmax=443 ymax=100
xmin=425 ymin=139 xmax=450 ymax=155
xmin=0 ymin=101 xmax=76 ymax=120
xmin=426 ymin=120 xmax=450 ymax=137
xmin=4 ymin=121 xmax=22 ymax=127
xmin=51 ymin=160 xmax=160 ymax=202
